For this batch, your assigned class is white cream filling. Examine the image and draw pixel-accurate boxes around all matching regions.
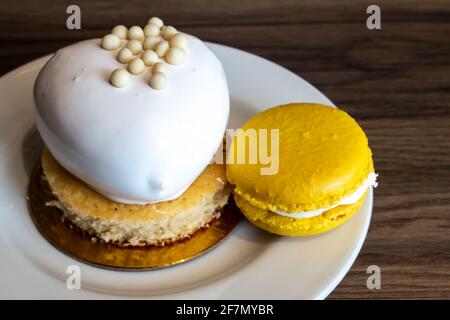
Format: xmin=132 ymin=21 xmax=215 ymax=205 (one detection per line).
xmin=274 ymin=172 xmax=378 ymax=219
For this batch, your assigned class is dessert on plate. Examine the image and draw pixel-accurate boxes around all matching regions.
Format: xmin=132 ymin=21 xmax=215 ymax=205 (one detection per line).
xmin=30 ymin=16 xmax=376 ymax=266
xmin=33 ymin=17 xmax=231 ymax=246
xmin=226 ymin=103 xmax=377 ymax=236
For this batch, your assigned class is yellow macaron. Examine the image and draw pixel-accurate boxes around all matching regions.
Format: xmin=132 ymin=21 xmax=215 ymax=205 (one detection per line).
xmin=226 ymin=103 xmax=376 ymax=236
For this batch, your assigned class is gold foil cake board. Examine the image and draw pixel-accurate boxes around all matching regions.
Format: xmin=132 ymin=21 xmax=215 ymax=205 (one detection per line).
xmin=28 ymin=164 xmax=241 ymax=271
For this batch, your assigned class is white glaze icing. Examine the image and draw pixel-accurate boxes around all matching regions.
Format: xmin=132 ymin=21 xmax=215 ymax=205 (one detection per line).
xmin=274 ymin=172 xmax=378 ymax=219
xmin=34 ymin=35 xmax=229 ymax=204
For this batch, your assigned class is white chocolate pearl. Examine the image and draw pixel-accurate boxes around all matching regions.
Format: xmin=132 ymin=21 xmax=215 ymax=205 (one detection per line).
xmin=169 ymin=33 xmax=188 ymax=50
xmin=111 ymin=25 xmax=128 ymax=39
xmin=101 ymin=34 xmax=121 ymax=50
xmin=144 ymin=23 xmax=160 ymax=37
xmin=127 ymin=39 xmax=143 ymax=54
xmin=110 ymin=68 xmax=130 ymax=88
xmin=166 ymin=47 xmax=186 ymax=65
xmin=117 ymin=48 xmax=134 ymax=63
xmin=143 ymin=36 xmax=160 ymax=50
xmin=149 ymin=72 xmax=167 ymax=90
xmin=141 ymin=50 xmax=159 ymax=66
xmin=154 ymin=40 xmax=169 ymax=57
xmin=128 ymin=25 xmax=144 ymax=40
xmin=128 ymin=58 xmax=145 ymax=75
xmin=148 ymin=17 xmax=164 ymax=28
xmin=152 ymin=62 xmax=166 ymax=74
xmin=162 ymin=26 xmax=178 ymax=40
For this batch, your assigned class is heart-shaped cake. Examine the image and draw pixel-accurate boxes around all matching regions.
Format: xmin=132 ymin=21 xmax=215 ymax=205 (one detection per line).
xmin=34 ymin=31 xmax=229 ymax=204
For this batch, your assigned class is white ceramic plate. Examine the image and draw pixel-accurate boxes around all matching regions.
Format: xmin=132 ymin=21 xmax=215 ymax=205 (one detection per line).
xmin=0 ymin=43 xmax=372 ymax=299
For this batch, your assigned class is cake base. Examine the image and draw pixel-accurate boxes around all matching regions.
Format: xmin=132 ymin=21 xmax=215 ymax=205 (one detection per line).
xmin=28 ymin=164 xmax=242 ymax=271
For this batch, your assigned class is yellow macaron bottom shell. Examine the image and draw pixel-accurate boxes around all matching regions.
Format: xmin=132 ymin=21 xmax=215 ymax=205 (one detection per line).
xmin=234 ymin=191 xmax=367 ymax=236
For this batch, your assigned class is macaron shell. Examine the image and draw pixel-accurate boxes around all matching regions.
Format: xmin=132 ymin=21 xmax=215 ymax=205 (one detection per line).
xmin=234 ymin=192 xmax=366 ymax=236
xmin=227 ymin=103 xmax=374 ymax=212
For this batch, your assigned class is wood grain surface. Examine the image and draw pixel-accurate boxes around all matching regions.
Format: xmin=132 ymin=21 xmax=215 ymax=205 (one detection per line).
xmin=1 ymin=0 xmax=449 ymax=299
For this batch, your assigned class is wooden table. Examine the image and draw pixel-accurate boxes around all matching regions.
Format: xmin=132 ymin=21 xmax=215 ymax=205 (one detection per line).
xmin=1 ymin=0 xmax=449 ymax=299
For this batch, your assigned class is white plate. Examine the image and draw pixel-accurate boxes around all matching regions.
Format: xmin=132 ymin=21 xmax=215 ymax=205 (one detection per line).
xmin=0 ymin=43 xmax=372 ymax=299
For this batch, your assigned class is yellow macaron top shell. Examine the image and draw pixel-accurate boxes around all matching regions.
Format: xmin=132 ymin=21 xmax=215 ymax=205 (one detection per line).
xmin=226 ymin=103 xmax=374 ymax=213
